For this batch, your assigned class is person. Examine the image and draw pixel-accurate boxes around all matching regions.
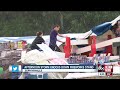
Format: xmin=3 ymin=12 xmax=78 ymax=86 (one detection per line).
xmin=49 ymin=25 xmax=66 ymax=52
xmin=111 ymin=20 xmax=120 ymax=37
xmin=111 ymin=20 xmax=120 ymax=55
xmin=31 ymin=32 xmax=45 ymax=51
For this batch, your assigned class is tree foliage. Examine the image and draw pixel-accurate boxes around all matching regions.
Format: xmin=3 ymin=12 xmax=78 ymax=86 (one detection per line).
xmin=0 ymin=11 xmax=120 ymax=37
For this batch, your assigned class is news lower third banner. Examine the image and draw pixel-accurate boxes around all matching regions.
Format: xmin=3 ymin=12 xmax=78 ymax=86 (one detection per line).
xmin=9 ymin=65 xmax=97 ymax=73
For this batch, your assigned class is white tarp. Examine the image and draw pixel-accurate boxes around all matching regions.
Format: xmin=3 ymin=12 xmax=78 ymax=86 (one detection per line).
xmin=37 ymin=43 xmax=59 ymax=58
xmin=64 ymin=73 xmax=98 ymax=79
xmin=18 ymin=43 xmax=68 ymax=79
xmin=18 ymin=49 xmax=53 ymax=64
xmin=0 ymin=32 xmax=92 ymax=46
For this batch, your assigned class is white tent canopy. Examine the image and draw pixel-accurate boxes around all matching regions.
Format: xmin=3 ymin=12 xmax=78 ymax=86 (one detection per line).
xmin=0 ymin=32 xmax=90 ymax=46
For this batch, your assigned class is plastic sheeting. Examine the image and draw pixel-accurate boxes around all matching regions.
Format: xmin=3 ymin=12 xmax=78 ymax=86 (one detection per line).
xmin=19 ymin=49 xmax=54 ymax=64
xmin=37 ymin=43 xmax=59 ymax=58
xmin=91 ymin=15 xmax=120 ymax=36
xmin=91 ymin=22 xmax=112 ymax=36
xmin=64 ymin=73 xmax=98 ymax=79
xmin=18 ymin=49 xmax=68 ymax=79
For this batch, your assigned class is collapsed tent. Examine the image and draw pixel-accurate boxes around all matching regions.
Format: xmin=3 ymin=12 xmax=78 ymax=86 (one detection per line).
xmin=18 ymin=44 xmax=68 ymax=79
xmin=90 ymin=15 xmax=120 ymax=36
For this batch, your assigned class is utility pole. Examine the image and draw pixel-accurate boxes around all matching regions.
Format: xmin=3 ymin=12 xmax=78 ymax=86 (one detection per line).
xmin=59 ymin=11 xmax=64 ymax=33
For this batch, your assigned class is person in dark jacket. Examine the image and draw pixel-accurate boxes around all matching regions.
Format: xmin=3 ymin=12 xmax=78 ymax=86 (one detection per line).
xmin=49 ymin=25 xmax=66 ymax=52
xmin=31 ymin=32 xmax=45 ymax=50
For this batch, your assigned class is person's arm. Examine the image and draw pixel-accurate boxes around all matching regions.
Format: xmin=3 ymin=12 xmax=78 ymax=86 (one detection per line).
xmin=41 ymin=37 xmax=46 ymax=44
xmin=37 ymin=37 xmax=46 ymax=44
xmin=57 ymin=39 xmax=64 ymax=43
xmin=57 ymin=33 xmax=65 ymax=43
xmin=58 ymin=33 xmax=66 ymax=38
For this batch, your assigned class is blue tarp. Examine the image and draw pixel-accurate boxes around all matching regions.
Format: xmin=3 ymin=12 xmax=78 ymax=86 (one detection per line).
xmin=91 ymin=22 xmax=113 ymax=36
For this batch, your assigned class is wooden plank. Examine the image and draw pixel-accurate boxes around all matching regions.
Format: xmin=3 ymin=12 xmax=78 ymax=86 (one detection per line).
xmin=113 ymin=66 xmax=120 ymax=74
xmin=76 ymin=37 xmax=120 ymax=54
xmin=113 ymin=42 xmax=120 ymax=47
xmin=108 ymin=56 xmax=119 ymax=61
xmin=70 ymin=39 xmax=88 ymax=45
xmin=104 ymin=62 xmax=119 ymax=65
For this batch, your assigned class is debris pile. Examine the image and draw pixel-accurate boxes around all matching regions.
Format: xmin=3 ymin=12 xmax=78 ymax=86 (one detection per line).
xmin=0 ymin=50 xmax=21 ymax=66
xmin=18 ymin=49 xmax=68 ymax=79
xmin=0 ymin=50 xmax=21 ymax=79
